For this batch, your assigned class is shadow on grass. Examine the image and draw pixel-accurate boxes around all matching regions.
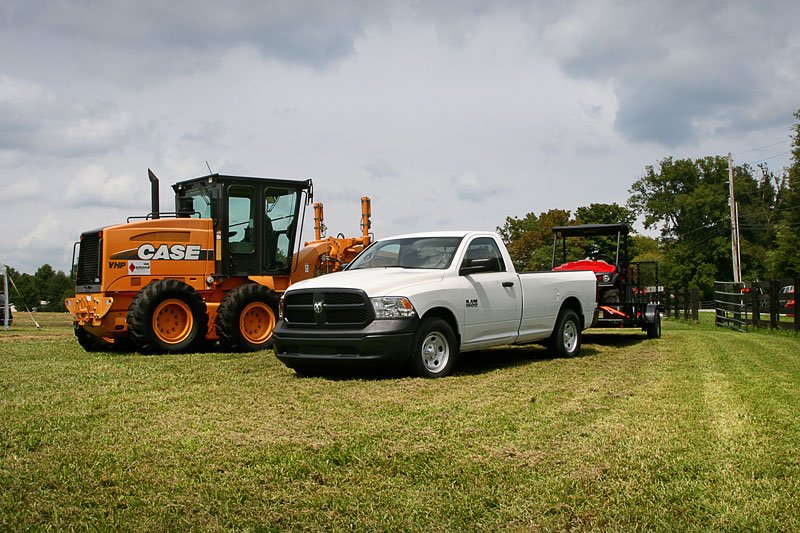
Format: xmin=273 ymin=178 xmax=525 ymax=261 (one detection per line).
xmin=582 ymin=330 xmax=649 ymax=349
xmin=285 ymin=331 xmax=655 ymax=381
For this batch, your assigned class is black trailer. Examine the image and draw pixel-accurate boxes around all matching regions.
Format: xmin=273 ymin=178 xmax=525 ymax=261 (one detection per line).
xmin=551 ymin=224 xmax=663 ymax=338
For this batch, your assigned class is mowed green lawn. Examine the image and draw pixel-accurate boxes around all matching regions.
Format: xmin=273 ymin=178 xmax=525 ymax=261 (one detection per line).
xmin=1 ymin=313 xmax=798 ymax=531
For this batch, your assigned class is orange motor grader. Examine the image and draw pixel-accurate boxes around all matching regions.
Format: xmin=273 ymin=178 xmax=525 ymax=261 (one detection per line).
xmin=65 ymin=170 xmax=371 ymax=354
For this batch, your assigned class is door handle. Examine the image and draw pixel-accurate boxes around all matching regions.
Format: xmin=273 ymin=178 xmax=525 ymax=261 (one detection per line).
xmin=502 ymin=281 xmax=514 ymax=288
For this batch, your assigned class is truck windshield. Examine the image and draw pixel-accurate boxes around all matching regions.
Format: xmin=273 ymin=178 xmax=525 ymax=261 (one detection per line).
xmin=348 ymin=237 xmax=463 ymax=270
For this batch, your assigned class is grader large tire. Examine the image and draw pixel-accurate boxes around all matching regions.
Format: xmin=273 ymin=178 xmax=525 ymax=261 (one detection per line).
xmin=127 ymin=279 xmax=208 ymax=354
xmin=74 ymin=324 xmax=114 ymax=352
xmin=216 ymin=283 xmax=280 ymax=352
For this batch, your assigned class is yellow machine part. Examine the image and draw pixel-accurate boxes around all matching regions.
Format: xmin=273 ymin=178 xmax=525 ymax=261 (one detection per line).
xmin=65 ymin=294 xmax=114 ymax=326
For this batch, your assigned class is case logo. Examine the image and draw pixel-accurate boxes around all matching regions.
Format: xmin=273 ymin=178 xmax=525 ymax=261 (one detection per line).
xmin=137 ymin=243 xmax=202 ymax=260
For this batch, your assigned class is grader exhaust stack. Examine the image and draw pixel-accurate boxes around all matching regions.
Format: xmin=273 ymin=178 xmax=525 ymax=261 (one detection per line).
xmin=148 ymin=168 xmax=160 ymax=220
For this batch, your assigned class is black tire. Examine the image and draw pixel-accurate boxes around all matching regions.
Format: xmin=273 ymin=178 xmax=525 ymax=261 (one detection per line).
xmin=216 ymin=283 xmax=280 ymax=352
xmin=647 ymin=312 xmax=662 ymax=339
xmin=549 ymin=308 xmax=582 ymax=358
xmin=127 ymin=279 xmax=208 ymax=354
xmin=74 ymin=324 xmax=114 ymax=352
xmin=411 ymin=317 xmax=458 ymax=378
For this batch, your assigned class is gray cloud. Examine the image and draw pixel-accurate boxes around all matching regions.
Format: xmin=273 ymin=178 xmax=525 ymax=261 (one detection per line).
xmin=362 ymin=159 xmax=400 ymax=179
xmin=0 ymin=0 xmax=381 ymax=73
xmin=450 ymin=172 xmax=500 ymax=202
xmin=0 ymin=76 xmax=149 ymax=161
xmin=533 ymin=0 xmax=800 ymax=146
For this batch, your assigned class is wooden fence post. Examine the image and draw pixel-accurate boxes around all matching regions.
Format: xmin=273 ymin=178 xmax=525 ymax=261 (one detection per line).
xmin=751 ymin=283 xmax=759 ymax=328
xmin=683 ymin=287 xmax=690 ymax=320
xmin=691 ymin=288 xmax=699 ymax=323
xmin=769 ymin=280 xmax=778 ymax=329
xmin=664 ymin=288 xmax=671 ymax=318
xmin=794 ymin=277 xmax=799 ymax=333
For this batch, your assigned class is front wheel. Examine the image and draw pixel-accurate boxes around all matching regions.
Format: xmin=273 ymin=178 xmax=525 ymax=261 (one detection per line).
xmin=127 ymin=279 xmax=208 ymax=354
xmin=549 ymin=309 xmax=582 ymax=358
xmin=411 ymin=318 xmax=457 ymax=378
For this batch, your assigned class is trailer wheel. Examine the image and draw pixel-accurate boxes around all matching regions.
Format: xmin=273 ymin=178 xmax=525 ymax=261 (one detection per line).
xmin=74 ymin=324 xmax=114 ymax=352
xmin=127 ymin=279 xmax=208 ymax=354
xmin=549 ymin=308 xmax=581 ymax=358
xmin=646 ymin=312 xmax=662 ymax=339
xmin=216 ymin=283 xmax=279 ymax=352
xmin=411 ymin=317 xmax=457 ymax=378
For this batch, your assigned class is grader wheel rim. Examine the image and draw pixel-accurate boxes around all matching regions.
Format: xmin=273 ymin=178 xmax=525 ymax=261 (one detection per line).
xmin=152 ymin=299 xmax=193 ymax=344
xmin=239 ymin=302 xmax=276 ymax=345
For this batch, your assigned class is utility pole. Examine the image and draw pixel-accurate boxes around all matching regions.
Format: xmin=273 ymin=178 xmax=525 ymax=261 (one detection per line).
xmin=727 ymin=153 xmax=742 ymax=283
xmin=1 ymin=265 xmax=8 ymax=331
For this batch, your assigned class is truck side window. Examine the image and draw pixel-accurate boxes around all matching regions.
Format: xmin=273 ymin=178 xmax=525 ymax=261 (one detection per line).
xmin=228 ymin=185 xmax=254 ymax=254
xmin=462 ymin=237 xmax=506 ymax=273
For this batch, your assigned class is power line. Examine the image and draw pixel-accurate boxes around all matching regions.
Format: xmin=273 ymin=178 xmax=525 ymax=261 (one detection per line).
xmin=743 ymin=150 xmax=792 ymax=166
xmin=733 ymin=139 xmax=790 ymax=155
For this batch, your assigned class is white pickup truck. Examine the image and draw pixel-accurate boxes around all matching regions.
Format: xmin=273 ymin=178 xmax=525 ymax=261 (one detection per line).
xmin=273 ymin=231 xmax=597 ymax=377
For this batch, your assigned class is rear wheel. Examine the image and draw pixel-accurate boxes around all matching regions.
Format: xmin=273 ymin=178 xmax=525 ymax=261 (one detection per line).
xmin=127 ymin=279 xmax=208 ymax=354
xmin=216 ymin=283 xmax=279 ymax=352
xmin=646 ymin=312 xmax=662 ymax=339
xmin=74 ymin=324 xmax=114 ymax=352
xmin=411 ymin=317 xmax=457 ymax=378
xmin=549 ymin=308 xmax=581 ymax=358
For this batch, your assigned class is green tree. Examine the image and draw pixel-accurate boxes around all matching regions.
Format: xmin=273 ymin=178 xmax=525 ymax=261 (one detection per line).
xmin=5 ymin=264 xmax=74 ymax=311
xmin=628 ymin=155 xmax=778 ymax=299
xmin=768 ymin=109 xmax=800 ymax=278
xmin=575 ymin=203 xmax=635 ymax=227
xmin=497 ymin=209 xmax=572 ymax=271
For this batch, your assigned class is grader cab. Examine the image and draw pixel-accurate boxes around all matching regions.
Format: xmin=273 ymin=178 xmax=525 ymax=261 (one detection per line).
xmin=66 ymin=170 xmax=371 ymax=353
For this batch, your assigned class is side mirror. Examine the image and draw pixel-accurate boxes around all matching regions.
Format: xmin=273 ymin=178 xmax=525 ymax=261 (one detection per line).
xmin=459 ymin=258 xmax=496 ymax=276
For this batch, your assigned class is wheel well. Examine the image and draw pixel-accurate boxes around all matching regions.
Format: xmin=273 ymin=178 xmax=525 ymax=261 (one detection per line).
xmin=420 ymin=307 xmax=461 ymax=346
xmin=560 ymin=297 xmax=585 ymax=328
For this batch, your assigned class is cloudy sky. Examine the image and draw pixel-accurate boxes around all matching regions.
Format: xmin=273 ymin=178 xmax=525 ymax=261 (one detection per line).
xmin=1 ymin=0 xmax=798 ymax=274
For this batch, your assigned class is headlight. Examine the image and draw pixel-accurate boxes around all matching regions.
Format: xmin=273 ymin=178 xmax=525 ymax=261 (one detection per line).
xmin=601 ymin=274 xmax=611 ymax=283
xmin=278 ymin=295 xmax=284 ymax=319
xmin=371 ymin=296 xmax=416 ymax=319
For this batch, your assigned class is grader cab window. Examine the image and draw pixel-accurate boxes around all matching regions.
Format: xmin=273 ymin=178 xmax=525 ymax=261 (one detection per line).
xmin=185 ymin=188 xmax=213 ymax=219
xmin=264 ymin=188 xmax=298 ymax=269
xmin=228 ymin=185 xmax=255 ymax=254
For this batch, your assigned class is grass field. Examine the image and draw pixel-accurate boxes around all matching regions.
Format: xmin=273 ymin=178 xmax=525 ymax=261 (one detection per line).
xmin=1 ymin=313 xmax=799 ymax=530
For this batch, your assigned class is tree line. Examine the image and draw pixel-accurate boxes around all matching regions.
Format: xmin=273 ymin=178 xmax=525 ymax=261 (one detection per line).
xmin=3 ymin=265 xmax=74 ymax=312
xmin=499 ymin=109 xmax=800 ymax=301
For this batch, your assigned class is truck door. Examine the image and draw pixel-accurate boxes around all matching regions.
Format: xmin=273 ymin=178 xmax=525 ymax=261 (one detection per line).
xmin=458 ymin=236 xmax=521 ymax=348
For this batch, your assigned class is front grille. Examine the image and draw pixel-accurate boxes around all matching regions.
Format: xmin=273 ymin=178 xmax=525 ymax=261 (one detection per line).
xmin=76 ymin=231 xmax=102 ymax=288
xmin=283 ymin=289 xmax=372 ymax=329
